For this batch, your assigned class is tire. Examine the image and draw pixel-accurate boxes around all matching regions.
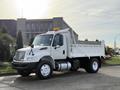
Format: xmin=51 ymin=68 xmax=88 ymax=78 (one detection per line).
xmin=70 ymin=60 xmax=80 ymax=71
xmin=17 ymin=70 xmax=31 ymax=77
xmin=36 ymin=61 xmax=53 ymax=79
xmin=85 ymin=58 xmax=99 ymax=73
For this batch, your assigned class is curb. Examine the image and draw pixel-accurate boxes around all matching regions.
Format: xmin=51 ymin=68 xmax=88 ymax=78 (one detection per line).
xmin=106 ymin=64 xmax=120 ymax=66
xmin=102 ymin=64 xmax=120 ymax=67
xmin=0 ymin=73 xmax=18 ymax=76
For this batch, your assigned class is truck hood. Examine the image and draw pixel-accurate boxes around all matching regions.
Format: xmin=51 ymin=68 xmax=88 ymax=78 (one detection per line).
xmin=14 ymin=46 xmax=51 ymax=63
xmin=18 ymin=46 xmax=49 ymax=52
xmin=17 ymin=46 xmax=50 ymax=59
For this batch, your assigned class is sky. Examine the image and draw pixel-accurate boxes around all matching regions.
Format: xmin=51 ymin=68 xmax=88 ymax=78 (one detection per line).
xmin=0 ymin=0 xmax=120 ymax=47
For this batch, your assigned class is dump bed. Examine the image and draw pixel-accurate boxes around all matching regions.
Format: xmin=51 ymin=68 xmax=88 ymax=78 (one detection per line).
xmin=70 ymin=40 xmax=105 ymax=58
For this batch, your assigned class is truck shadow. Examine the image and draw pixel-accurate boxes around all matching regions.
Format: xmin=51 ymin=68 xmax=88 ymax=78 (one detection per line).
xmin=53 ymin=70 xmax=87 ymax=78
xmin=15 ymin=69 xmax=87 ymax=81
xmin=15 ymin=70 xmax=94 ymax=82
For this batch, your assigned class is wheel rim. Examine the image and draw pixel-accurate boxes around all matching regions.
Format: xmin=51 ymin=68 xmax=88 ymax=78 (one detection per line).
xmin=40 ymin=64 xmax=51 ymax=77
xmin=92 ymin=61 xmax=98 ymax=71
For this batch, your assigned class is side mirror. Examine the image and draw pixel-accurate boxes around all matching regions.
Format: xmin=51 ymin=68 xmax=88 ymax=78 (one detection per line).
xmin=31 ymin=44 xmax=34 ymax=48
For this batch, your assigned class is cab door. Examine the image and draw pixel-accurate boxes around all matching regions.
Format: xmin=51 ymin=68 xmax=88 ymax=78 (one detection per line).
xmin=51 ymin=34 xmax=67 ymax=60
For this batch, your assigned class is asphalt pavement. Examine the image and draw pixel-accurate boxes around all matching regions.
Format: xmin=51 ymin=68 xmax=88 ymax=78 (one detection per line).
xmin=0 ymin=66 xmax=120 ymax=90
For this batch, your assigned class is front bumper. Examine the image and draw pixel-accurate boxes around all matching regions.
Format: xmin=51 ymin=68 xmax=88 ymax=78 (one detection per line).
xmin=12 ymin=61 xmax=38 ymax=70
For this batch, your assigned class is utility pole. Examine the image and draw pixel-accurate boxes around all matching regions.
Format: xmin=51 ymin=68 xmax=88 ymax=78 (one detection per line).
xmin=114 ymin=34 xmax=120 ymax=54
xmin=114 ymin=37 xmax=116 ymax=51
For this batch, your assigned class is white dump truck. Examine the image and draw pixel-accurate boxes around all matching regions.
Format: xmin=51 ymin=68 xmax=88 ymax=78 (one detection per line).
xmin=12 ymin=28 xmax=105 ymax=79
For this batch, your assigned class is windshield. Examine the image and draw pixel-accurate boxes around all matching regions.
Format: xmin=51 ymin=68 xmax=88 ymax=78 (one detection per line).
xmin=33 ymin=34 xmax=53 ymax=46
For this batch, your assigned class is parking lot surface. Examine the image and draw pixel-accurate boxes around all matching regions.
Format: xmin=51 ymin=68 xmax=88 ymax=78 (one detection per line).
xmin=0 ymin=66 xmax=120 ymax=90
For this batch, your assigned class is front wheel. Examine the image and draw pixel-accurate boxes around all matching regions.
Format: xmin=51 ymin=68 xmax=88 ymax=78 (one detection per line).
xmin=36 ymin=61 xmax=53 ymax=79
xmin=85 ymin=58 xmax=99 ymax=73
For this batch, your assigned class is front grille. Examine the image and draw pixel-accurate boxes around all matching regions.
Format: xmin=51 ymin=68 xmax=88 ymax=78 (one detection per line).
xmin=14 ymin=51 xmax=25 ymax=61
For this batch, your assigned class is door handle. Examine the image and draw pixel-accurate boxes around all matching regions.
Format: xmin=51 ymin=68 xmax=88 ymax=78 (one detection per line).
xmin=63 ymin=50 xmax=65 ymax=54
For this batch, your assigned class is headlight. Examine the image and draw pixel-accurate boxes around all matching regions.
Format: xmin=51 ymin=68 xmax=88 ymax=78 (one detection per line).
xmin=14 ymin=51 xmax=25 ymax=61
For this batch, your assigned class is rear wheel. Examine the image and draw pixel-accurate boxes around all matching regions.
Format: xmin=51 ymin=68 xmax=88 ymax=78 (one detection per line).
xmin=70 ymin=59 xmax=80 ymax=71
xmin=36 ymin=61 xmax=53 ymax=79
xmin=85 ymin=58 xmax=99 ymax=73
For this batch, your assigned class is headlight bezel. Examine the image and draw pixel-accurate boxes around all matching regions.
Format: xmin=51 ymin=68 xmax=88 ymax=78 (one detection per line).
xmin=14 ymin=51 xmax=26 ymax=61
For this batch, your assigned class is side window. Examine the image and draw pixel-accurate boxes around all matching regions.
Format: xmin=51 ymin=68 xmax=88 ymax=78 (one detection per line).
xmin=53 ymin=34 xmax=63 ymax=46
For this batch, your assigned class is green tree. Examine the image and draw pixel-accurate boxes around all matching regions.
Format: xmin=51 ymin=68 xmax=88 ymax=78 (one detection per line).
xmin=105 ymin=46 xmax=114 ymax=56
xmin=0 ymin=26 xmax=8 ymax=33
xmin=0 ymin=39 xmax=4 ymax=61
xmin=0 ymin=31 xmax=14 ymax=61
xmin=16 ymin=30 xmax=23 ymax=50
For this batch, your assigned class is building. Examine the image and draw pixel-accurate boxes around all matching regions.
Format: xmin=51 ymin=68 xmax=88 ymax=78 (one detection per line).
xmin=0 ymin=20 xmax=16 ymax=37
xmin=17 ymin=17 xmax=78 ymax=45
xmin=0 ymin=17 xmax=78 ymax=45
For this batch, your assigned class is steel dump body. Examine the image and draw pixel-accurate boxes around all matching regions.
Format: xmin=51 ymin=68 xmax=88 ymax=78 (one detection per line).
xmin=70 ymin=43 xmax=105 ymax=58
